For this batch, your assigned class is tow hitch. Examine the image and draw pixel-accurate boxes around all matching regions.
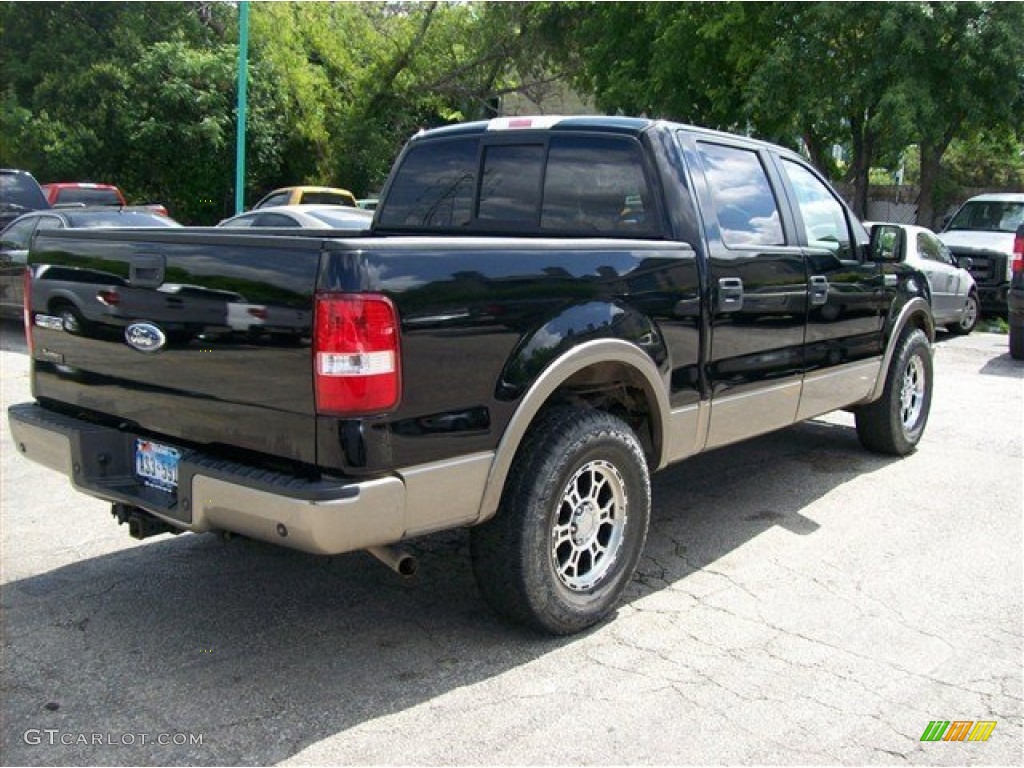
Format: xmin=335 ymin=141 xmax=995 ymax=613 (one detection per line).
xmin=111 ymin=503 xmax=181 ymax=540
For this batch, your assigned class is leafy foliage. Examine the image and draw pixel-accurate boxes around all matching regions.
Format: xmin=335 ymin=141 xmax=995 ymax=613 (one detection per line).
xmin=1 ymin=1 xmax=1020 ymax=226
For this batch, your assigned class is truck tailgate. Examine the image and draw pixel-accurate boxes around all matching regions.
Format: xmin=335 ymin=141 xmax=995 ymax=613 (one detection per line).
xmin=26 ymin=229 xmax=326 ymax=467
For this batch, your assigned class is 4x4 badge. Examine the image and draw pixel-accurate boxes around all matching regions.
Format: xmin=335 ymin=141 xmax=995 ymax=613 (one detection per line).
xmin=124 ymin=322 xmax=166 ymax=353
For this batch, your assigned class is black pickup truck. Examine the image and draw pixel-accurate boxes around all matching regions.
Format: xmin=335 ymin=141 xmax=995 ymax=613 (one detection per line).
xmin=8 ymin=116 xmax=935 ymax=634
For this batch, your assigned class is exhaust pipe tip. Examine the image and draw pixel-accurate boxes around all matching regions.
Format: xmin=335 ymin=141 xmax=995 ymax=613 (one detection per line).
xmin=367 ymin=545 xmax=418 ymax=578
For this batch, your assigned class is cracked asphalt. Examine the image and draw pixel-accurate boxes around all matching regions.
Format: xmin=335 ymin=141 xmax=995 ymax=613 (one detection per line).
xmin=1 ymin=319 xmax=1021 ymax=766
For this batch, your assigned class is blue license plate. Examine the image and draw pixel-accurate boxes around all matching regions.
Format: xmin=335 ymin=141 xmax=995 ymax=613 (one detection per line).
xmin=135 ymin=440 xmax=180 ymax=493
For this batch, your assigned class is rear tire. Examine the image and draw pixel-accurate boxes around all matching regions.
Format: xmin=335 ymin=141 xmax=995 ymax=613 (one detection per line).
xmin=1010 ymin=321 xmax=1024 ymax=360
xmin=947 ymin=291 xmax=979 ymax=335
xmin=470 ymin=406 xmax=650 ymax=635
xmin=855 ymin=328 xmax=932 ymax=455
xmin=53 ymin=302 xmax=85 ymax=335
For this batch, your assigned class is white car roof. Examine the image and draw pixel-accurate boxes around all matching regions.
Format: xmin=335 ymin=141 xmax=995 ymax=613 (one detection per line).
xmin=960 ymin=193 xmax=1024 ymax=204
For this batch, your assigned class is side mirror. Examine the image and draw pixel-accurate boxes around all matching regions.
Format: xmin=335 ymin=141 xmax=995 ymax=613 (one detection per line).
xmin=957 ymin=256 xmax=974 ymax=270
xmin=868 ymin=224 xmax=904 ymax=263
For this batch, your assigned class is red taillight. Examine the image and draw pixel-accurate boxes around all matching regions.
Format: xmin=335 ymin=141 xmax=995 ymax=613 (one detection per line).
xmin=23 ymin=267 xmax=33 ymax=354
xmin=96 ymin=288 xmax=121 ymax=306
xmin=314 ymin=294 xmax=400 ymax=415
xmin=247 ymin=306 xmax=268 ymax=320
xmin=1012 ymin=232 xmax=1024 ymax=275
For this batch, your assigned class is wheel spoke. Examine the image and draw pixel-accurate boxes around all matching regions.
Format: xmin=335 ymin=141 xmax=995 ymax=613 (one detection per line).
xmin=551 ymin=458 xmax=628 ymax=591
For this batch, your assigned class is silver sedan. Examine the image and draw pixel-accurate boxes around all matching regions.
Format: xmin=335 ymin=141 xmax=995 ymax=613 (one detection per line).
xmin=866 ymin=221 xmax=979 ymax=334
xmin=217 ymin=204 xmax=374 ymax=231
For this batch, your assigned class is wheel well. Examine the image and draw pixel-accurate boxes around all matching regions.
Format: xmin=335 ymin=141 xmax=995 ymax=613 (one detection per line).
xmin=905 ymin=308 xmax=936 ymax=343
xmin=48 ymin=297 xmax=76 ymax=313
xmin=542 ymin=361 xmax=659 ymax=464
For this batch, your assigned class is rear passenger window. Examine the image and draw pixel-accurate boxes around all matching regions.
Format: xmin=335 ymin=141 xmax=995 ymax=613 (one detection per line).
xmin=378 ymin=139 xmax=479 ymax=229
xmin=541 ymin=136 xmax=658 ymax=236
xmin=697 ymin=142 xmax=784 ymax=248
xmin=478 ymin=145 xmax=544 ymax=223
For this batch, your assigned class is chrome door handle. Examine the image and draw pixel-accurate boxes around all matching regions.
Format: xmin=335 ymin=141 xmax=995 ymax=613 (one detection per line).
xmin=809 ymin=275 xmax=829 ymax=306
xmin=717 ymin=277 xmax=744 ymax=312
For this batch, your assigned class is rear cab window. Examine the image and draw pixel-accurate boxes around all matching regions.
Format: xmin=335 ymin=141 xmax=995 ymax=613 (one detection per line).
xmin=378 ymin=132 xmax=662 ymax=237
xmin=54 ymin=188 xmax=122 ymax=206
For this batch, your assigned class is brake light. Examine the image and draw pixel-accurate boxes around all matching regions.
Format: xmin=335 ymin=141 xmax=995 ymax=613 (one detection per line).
xmin=96 ymin=288 xmax=121 ymax=306
xmin=23 ymin=267 xmax=33 ymax=354
xmin=314 ymin=294 xmax=400 ymax=415
xmin=1013 ymin=230 xmax=1024 ymax=275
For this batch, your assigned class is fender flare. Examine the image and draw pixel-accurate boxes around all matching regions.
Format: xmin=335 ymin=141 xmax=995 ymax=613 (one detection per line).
xmin=864 ymin=296 xmax=934 ymax=403
xmin=475 ymin=338 xmax=672 ymax=523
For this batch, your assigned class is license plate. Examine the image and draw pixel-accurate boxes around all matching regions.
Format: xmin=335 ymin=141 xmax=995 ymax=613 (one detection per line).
xmin=135 ymin=439 xmax=180 ymax=493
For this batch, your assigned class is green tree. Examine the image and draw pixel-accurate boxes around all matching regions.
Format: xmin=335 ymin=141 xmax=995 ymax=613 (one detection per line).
xmin=894 ymin=1 xmax=1024 ymax=226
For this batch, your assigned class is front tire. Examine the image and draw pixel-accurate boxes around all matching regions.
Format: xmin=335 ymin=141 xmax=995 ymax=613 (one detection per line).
xmin=947 ymin=291 xmax=979 ymax=335
xmin=470 ymin=406 xmax=651 ymax=635
xmin=855 ymin=328 xmax=933 ymax=455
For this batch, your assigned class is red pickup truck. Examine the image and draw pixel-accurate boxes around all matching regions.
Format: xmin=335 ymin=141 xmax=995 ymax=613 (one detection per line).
xmin=42 ymin=182 xmax=169 ymax=217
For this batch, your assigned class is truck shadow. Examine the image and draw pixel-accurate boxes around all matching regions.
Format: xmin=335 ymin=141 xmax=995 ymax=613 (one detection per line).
xmin=1 ymin=318 xmax=27 ymax=354
xmin=1 ymin=418 xmax=896 ymax=765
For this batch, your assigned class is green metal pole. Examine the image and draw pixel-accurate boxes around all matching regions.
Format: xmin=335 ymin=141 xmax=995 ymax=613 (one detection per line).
xmin=234 ymin=0 xmax=250 ymax=215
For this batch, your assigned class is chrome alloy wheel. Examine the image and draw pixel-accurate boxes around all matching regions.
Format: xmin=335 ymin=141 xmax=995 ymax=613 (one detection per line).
xmin=959 ymin=295 xmax=978 ymax=331
xmin=900 ymin=355 xmax=927 ymax=430
xmin=551 ymin=459 xmax=628 ymax=591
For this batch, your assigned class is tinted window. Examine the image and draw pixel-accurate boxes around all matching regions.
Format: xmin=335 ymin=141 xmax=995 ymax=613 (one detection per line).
xmin=479 ymin=144 xmax=544 ymax=223
xmin=781 ymin=159 xmax=852 ymax=258
xmin=0 ymin=217 xmax=37 ymax=249
xmin=917 ymin=231 xmax=946 ymax=263
xmin=220 ymin=214 xmax=257 ymax=228
xmin=299 ymin=191 xmax=354 ymax=207
xmin=542 ymin=136 xmax=658 ymax=236
xmin=34 ymin=216 xmax=64 ymax=231
xmin=255 ymin=192 xmax=289 ymax=209
xmin=947 ymin=201 xmax=1024 ymax=233
xmin=55 ymin=187 xmax=122 ymax=206
xmin=0 ymin=172 xmax=48 ymax=210
xmin=255 ymin=213 xmax=300 ymax=227
xmin=697 ymin=142 xmax=783 ymax=247
xmin=379 ymin=139 xmax=479 ymax=228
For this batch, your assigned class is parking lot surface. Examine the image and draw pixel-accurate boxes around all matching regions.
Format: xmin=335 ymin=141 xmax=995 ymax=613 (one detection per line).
xmin=1 ymin=321 xmax=1021 ymax=766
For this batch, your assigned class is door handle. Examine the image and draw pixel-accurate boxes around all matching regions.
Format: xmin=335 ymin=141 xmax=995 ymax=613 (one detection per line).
xmin=717 ymin=277 xmax=744 ymax=312
xmin=809 ymin=275 xmax=829 ymax=306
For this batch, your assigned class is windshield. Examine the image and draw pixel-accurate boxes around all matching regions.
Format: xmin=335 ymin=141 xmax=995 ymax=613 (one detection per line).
xmin=947 ymin=201 xmax=1024 ymax=233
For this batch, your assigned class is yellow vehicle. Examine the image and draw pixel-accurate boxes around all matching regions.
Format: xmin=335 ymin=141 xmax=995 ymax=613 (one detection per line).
xmin=253 ymin=185 xmax=356 ymax=209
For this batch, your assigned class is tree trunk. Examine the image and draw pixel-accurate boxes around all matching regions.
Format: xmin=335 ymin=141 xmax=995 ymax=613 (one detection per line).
xmin=801 ymin=128 xmax=833 ymax=180
xmin=848 ymin=113 xmax=873 ymax=220
xmin=917 ymin=141 xmax=944 ymax=229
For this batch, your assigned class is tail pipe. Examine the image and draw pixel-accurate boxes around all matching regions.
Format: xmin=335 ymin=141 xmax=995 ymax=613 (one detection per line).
xmin=367 ymin=545 xmax=418 ymax=577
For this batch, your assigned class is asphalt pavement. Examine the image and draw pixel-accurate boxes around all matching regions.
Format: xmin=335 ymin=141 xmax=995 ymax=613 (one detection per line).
xmin=1 ymin=319 xmax=1021 ymax=766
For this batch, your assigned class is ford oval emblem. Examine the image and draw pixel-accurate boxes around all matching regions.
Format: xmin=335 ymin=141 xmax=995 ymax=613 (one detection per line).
xmin=125 ymin=322 xmax=167 ymax=353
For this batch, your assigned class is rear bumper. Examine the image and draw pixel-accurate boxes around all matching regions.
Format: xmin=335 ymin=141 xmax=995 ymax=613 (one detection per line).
xmin=7 ymin=403 xmax=405 ymax=555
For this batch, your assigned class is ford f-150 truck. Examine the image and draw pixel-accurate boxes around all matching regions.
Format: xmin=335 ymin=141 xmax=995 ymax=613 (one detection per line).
xmin=8 ymin=116 xmax=935 ymax=635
